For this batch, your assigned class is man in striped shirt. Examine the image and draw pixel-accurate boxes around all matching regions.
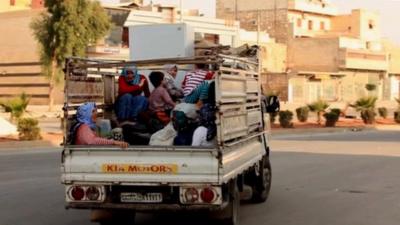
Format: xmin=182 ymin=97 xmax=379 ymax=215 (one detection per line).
xmin=182 ymin=64 xmax=214 ymax=105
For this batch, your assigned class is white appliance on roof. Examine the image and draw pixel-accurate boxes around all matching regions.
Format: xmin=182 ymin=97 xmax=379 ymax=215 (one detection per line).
xmin=129 ymin=23 xmax=195 ymax=61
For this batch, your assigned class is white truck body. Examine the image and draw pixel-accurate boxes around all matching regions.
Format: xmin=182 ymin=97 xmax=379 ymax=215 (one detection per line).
xmin=62 ymin=55 xmax=271 ymax=225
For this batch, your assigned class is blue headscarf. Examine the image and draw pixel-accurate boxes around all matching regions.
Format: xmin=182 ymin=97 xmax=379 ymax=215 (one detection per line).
xmin=121 ymin=66 xmax=141 ymax=85
xmin=77 ymin=102 xmax=97 ymax=130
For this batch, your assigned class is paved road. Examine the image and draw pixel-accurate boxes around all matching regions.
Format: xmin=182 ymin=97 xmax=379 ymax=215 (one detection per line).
xmin=0 ymin=130 xmax=400 ymax=225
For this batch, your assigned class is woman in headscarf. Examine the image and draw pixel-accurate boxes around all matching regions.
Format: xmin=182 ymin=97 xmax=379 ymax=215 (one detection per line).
xmin=163 ymin=64 xmax=183 ymax=101
xmin=115 ymin=66 xmax=150 ymax=122
xmin=75 ymin=102 xmax=128 ymax=148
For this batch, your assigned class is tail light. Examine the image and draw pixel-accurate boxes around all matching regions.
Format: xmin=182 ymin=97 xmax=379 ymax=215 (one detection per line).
xmin=86 ymin=186 xmax=100 ymax=201
xmin=200 ymin=187 xmax=215 ymax=203
xmin=184 ymin=188 xmax=199 ymax=203
xmin=180 ymin=186 xmax=221 ymax=205
xmin=70 ymin=186 xmax=85 ymax=201
xmin=66 ymin=185 xmax=105 ymax=202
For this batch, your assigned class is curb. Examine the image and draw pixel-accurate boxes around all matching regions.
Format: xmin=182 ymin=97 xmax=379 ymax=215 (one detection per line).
xmin=271 ymin=126 xmax=377 ymax=138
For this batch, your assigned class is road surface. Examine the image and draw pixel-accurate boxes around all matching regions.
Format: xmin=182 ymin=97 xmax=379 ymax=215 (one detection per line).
xmin=0 ymin=129 xmax=399 ymax=225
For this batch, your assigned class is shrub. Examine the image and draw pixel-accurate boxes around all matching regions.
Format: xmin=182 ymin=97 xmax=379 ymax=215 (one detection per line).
xmin=350 ymin=96 xmax=377 ymax=124
xmin=0 ymin=93 xmax=30 ymax=121
xmin=360 ymin=109 xmax=376 ymax=124
xmin=324 ymin=111 xmax=340 ymax=127
xmin=17 ymin=118 xmax=42 ymax=141
xmin=296 ymin=106 xmax=309 ymax=122
xmin=330 ymin=108 xmax=341 ymax=116
xmin=365 ymin=83 xmax=377 ymax=92
xmin=279 ymin=110 xmax=293 ymax=128
xmin=269 ymin=112 xmax=278 ymax=124
xmin=396 ymin=98 xmax=400 ymax=111
xmin=378 ymin=107 xmax=388 ymax=119
xmin=308 ymin=100 xmax=330 ymax=124
xmin=395 ymin=111 xmax=400 ymax=124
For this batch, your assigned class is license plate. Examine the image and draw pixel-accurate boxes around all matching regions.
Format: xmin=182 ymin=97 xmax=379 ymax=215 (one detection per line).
xmin=120 ymin=192 xmax=163 ymax=203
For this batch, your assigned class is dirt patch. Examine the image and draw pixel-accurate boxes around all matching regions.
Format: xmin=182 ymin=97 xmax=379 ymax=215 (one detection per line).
xmin=272 ymin=117 xmax=399 ymax=130
xmin=0 ymin=132 xmax=63 ymax=145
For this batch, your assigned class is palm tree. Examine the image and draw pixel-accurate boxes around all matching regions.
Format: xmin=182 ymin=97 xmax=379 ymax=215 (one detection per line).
xmin=308 ymin=100 xmax=329 ymax=125
xmin=350 ymin=96 xmax=377 ymax=124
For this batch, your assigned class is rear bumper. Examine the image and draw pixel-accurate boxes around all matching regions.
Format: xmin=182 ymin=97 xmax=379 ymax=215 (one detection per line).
xmin=66 ymin=202 xmax=228 ymax=212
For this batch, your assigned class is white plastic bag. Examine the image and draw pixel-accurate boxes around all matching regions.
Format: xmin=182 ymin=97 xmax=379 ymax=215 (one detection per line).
xmin=149 ymin=123 xmax=177 ymax=146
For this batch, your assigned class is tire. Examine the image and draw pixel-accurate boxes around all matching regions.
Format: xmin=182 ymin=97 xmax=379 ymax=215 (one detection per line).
xmin=98 ymin=210 xmax=136 ymax=225
xmin=251 ymin=155 xmax=272 ymax=203
xmin=215 ymin=182 xmax=240 ymax=225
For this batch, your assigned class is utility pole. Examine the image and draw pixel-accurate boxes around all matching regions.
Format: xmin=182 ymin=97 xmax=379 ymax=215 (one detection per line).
xmin=257 ymin=10 xmax=260 ymax=46
xmin=179 ymin=0 xmax=183 ymax=22
xmin=234 ymin=0 xmax=238 ymax=20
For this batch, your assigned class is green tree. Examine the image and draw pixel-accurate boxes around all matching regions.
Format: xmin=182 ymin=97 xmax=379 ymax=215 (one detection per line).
xmin=308 ymin=99 xmax=330 ymax=125
xmin=31 ymin=0 xmax=111 ymax=110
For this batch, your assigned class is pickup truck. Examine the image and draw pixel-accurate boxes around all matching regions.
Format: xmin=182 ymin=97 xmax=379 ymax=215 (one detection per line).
xmin=61 ymin=54 xmax=272 ymax=225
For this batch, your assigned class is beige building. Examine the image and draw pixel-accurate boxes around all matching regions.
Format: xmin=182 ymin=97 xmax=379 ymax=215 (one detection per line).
xmin=217 ymin=0 xmax=399 ymax=103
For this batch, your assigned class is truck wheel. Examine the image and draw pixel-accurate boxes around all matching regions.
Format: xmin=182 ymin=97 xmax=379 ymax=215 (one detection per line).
xmin=217 ymin=183 xmax=240 ymax=225
xmin=251 ymin=156 xmax=272 ymax=203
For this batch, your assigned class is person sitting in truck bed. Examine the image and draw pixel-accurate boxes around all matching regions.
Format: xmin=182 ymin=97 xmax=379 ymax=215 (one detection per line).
xmin=148 ymin=71 xmax=176 ymax=125
xmin=192 ymin=81 xmax=217 ymax=147
xmin=115 ymin=66 xmax=150 ymax=122
xmin=75 ymin=102 xmax=128 ymax=148
xmin=163 ymin=64 xmax=183 ymax=101
xmin=182 ymin=63 xmax=214 ymax=106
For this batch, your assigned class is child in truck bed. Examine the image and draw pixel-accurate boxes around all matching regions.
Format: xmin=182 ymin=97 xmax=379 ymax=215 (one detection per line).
xmin=148 ymin=71 xmax=176 ymax=125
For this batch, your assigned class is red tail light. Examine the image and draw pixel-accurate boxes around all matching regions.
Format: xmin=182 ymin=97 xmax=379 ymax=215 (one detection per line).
xmin=71 ymin=186 xmax=85 ymax=200
xmin=200 ymin=187 xmax=215 ymax=203
xmin=86 ymin=186 xmax=100 ymax=201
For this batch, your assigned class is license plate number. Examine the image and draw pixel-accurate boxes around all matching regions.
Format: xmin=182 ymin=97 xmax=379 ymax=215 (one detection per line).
xmin=120 ymin=192 xmax=163 ymax=203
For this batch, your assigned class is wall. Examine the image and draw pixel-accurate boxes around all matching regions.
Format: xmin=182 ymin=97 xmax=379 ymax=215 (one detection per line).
xmin=288 ymin=11 xmax=332 ymax=37
xmin=217 ymin=0 xmax=288 ymax=13
xmin=287 ymin=0 xmax=338 ymax=16
xmin=383 ymin=40 xmax=400 ymax=75
xmin=331 ymin=9 xmax=381 ymax=42
xmin=262 ymin=73 xmax=289 ymax=101
xmin=0 ymin=0 xmax=31 ymax=12
xmin=288 ymin=37 xmax=340 ymax=72
xmin=355 ymin=9 xmax=381 ymax=42
xmin=0 ymin=10 xmax=63 ymax=105
xmin=216 ymin=0 xmax=290 ymax=44
xmin=262 ymin=43 xmax=287 ymax=73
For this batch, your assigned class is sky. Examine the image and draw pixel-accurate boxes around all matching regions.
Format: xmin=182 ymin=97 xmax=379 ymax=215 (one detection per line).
xmin=141 ymin=0 xmax=400 ymax=44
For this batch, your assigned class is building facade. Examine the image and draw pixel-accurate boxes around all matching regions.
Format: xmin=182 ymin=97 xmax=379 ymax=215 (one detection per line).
xmin=89 ymin=3 xmax=241 ymax=60
xmin=217 ymin=0 xmax=399 ymax=103
xmin=0 ymin=0 xmax=43 ymax=12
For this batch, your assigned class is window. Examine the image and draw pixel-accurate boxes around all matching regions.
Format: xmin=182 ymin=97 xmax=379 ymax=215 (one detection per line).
xmin=10 ymin=0 xmax=15 ymax=6
xmin=122 ymin=27 xmax=129 ymax=47
xmin=297 ymin=18 xmax=302 ymax=28
xmin=308 ymin=20 xmax=313 ymax=30
xmin=320 ymin=21 xmax=325 ymax=30
xmin=348 ymin=26 xmax=352 ymax=31
xmin=369 ymin=20 xmax=375 ymax=29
